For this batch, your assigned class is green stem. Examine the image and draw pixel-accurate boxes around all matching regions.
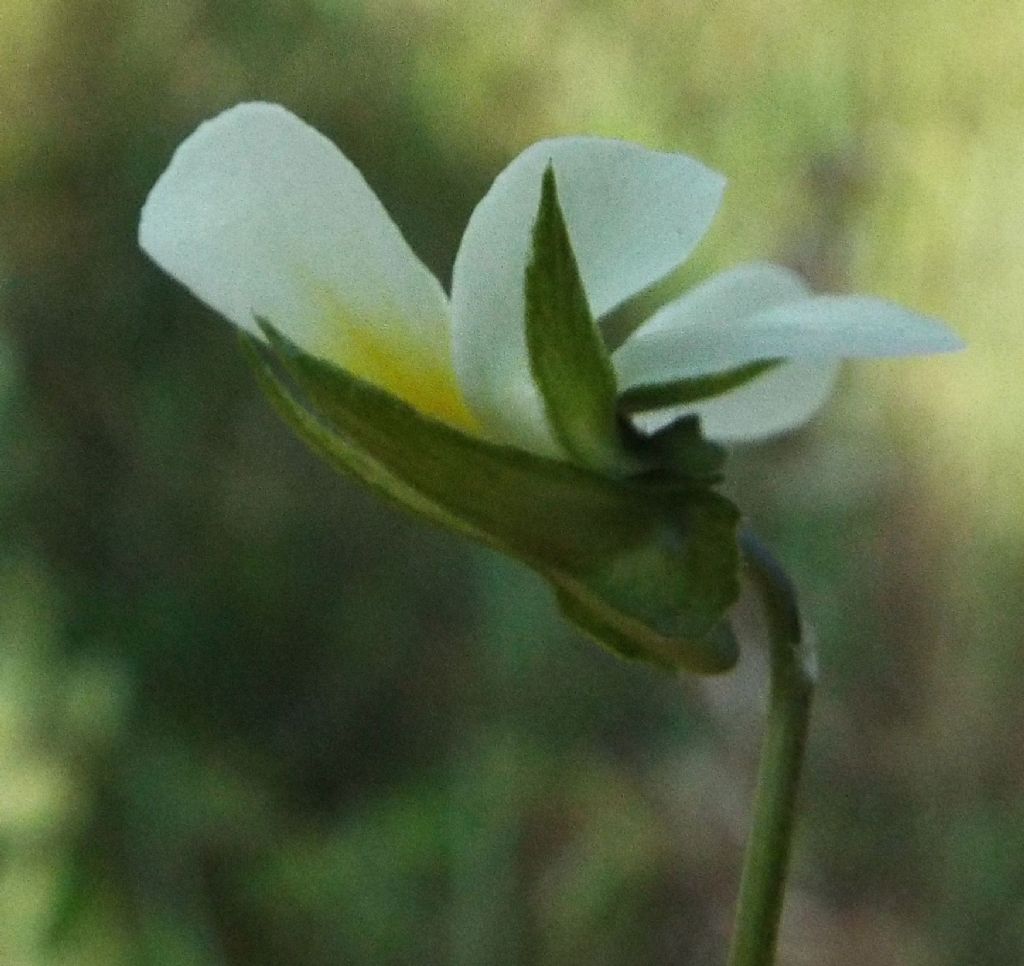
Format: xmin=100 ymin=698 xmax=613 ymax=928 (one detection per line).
xmin=726 ymin=530 xmax=817 ymax=966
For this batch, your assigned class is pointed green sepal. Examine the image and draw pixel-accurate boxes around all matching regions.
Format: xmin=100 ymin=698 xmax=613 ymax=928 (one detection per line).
xmin=525 ymin=165 xmax=632 ymax=474
xmin=245 ymin=323 xmax=742 ymax=674
xmin=618 ymin=358 xmax=783 ymax=416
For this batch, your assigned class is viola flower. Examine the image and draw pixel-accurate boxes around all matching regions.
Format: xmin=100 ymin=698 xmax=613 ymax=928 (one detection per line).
xmin=139 ymin=102 xmax=961 ymax=674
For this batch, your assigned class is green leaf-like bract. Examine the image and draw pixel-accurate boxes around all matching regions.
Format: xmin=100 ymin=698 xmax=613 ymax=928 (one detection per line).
xmin=245 ymin=323 xmax=741 ymax=674
xmin=525 ymin=165 xmax=629 ymax=474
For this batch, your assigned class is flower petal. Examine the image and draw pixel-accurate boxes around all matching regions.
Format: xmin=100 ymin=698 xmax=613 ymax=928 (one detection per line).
xmin=450 ymin=137 xmax=725 ymax=455
xmin=632 ymin=360 xmax=841 ymax=442
xmin=139 ymin=102 xmax=473 ymax=428
xmin=615 ymin=262 xmax=963 ymax=441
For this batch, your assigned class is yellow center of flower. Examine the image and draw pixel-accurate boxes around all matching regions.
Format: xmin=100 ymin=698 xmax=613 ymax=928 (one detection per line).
xmin=311 ymin=286 xmax=478 ymax=434
xmin=341 ymin=324 xmax=479 ymax=432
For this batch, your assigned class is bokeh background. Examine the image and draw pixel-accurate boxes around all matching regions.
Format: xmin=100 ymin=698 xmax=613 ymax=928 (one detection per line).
xmin=0 ymin=0 xmax=1018 ymax=963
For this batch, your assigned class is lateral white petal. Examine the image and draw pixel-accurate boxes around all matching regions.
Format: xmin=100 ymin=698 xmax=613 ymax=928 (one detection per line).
xmin=616 ymin=263 xmax=962 ymax=388
xmin=139 ymin=103 xmax=471 ymax=426
xmin=624 ymin=262 xmax=809 ymax=339
xmin=450 ymin=137 xmax=725 ymax=455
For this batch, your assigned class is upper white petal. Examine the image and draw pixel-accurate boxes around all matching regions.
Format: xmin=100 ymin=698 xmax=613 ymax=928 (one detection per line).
xmin=139 ymin=103 xmax=471 ymax=425
xmin=615 ymin=262 xmax=963 ymax=442
xmin=450 ymin=137 xmax=725 ymax=455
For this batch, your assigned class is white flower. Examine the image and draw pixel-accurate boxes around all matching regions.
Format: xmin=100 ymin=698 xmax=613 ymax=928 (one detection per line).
xmin=140 ymin=102 xmax=961 ymax=466
xmin=138 ymin=102 xmax=966 ymax=673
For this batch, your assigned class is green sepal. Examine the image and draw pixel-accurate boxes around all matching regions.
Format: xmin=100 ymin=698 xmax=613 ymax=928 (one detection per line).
xmin=523 ymin=165 xmax=738 ymax=493
xmin=244 ymin=323 xmax=741 ymax=674
xmin=249 ymin=323 xmax=640 ymax=568
xmin=633 ymin=414 xmax=727 ymax=483
xmin=618 ymin=358 xmax=783 ymax=416
xmin=525 ymin=165 xmax=631 ymax=475
xmin=557 ymin=585 xmax=739 ymax=675
xmin=243 ymin=336 xmax=489 ymax=548
xmin=552 ymin=491 xmax=741 ymax=673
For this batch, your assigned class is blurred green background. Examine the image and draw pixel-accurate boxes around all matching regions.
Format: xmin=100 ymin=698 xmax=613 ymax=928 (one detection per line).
xmin=0 ymin=0 xmax=1017 ymax=963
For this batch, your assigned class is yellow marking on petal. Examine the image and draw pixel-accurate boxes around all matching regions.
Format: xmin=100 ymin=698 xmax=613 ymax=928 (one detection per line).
xmin=309 ymin=285 xmax=479 ymax=434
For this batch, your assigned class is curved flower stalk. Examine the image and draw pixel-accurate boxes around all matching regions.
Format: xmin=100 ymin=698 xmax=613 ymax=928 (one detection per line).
xmin=139 ymin=102 xmax=962 ymax=675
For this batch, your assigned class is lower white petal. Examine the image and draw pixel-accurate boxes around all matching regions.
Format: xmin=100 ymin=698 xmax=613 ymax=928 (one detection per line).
xmin=139 ymin=103 xmax=474 ymax=429
xmin=615 ymin=262 xmax=962 ymax=441
xmin=633 ymin=359 xmax=840 ymax=442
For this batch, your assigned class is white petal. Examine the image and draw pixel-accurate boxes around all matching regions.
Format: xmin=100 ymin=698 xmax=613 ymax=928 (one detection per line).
xmin=616 ymin=262 xmax=962 ymax=384
xmin=140 ymin=103 xmax=474 ymax=428
xmin=615 ymin=262 xmax=963 ymax=441
xmin=623 ymin=262 xmax=810 ymax=339
xmin=632 ymin=360 xmax=841 ymax=442
xmin=450 ymin=137 xmax=725 ymax=455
